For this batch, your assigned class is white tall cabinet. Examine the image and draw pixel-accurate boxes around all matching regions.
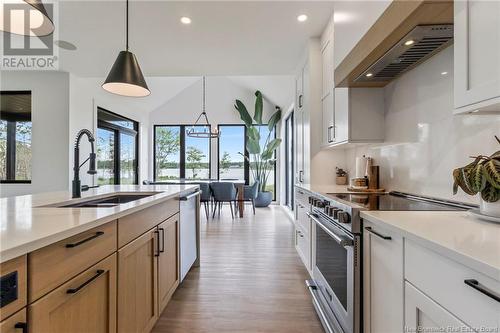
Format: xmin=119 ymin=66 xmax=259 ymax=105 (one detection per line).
xmin=454 ymin=0 xmax=500 ymax=114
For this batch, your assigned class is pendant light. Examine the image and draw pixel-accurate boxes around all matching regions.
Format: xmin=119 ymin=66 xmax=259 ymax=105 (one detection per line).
xmin=0 ymin=0 xmax=54 ymax=36
xmin=102 ymin=0 xmax=150 ymax=97
xmin=186 ymin=77 xmax=220 ymax=139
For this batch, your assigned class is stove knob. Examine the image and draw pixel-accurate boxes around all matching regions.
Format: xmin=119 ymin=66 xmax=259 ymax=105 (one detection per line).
xmin=308 ymin=197 xmax=314 ymax=204
xmin=332 ymin=208 xmax=341 ymax=219
xmin=338 ymin=211 xmax=350 ymax=224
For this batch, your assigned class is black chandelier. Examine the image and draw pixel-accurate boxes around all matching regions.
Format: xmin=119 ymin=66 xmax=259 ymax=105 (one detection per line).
xmin=186 ymin=77 xmax=220 ymax=139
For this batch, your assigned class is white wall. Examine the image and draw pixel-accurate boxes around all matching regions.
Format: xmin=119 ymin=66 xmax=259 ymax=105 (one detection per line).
xmin=1 ymin=71 xmax=70 ymax=197
xmin=345 ymin=46 xmax=500 ymax=204
xmin=148 ymin=76 xmax=291 ymax=199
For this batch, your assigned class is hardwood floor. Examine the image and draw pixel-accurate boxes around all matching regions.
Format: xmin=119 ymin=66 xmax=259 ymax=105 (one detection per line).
xmin=152 ymin=205 xmax=323 ymax=333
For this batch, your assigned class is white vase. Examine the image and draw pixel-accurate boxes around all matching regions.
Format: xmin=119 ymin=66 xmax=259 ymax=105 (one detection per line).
xmin=479 ymin=198 xmax=500 ymax=217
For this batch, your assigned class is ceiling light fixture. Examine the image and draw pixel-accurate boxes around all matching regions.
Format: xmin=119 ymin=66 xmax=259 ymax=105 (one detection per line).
xmin=297 ymin=14 xmax=308 ymax=22
xmin=404 ymin=40 xmax=415 ymax=46
xmin=366 ymin=73 xmax=373 ymax=77
xmin=187 ymin=77 xmax=220 ymax=139
xmin=180 ymin=16 xmax=191 ymax=24
xmin=0 ymin=0 xmax=54 ymax=36
xmin=102 ymin=0 xmax=150 ymax=97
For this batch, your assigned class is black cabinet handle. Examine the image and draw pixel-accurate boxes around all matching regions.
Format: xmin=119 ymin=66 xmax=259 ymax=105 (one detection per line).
xmin=299 ymin=95 xmax=303 ymax=108
xmin=159 ymin=228 xmax=165 ymax=253
xmin=154 ymin=230 xmax=160 ymax=257
xmin=464 ymin=279 xmax=500 ymax=302
xmin=365 ymin=227 xmax=391 ymax=240
xmin=65 ymin=231 xmax=104 ymax=248
xmin=15 ymin=322 xmax=27 ymax=333
xmin=67 ymin=269 xmax=104 ymax=294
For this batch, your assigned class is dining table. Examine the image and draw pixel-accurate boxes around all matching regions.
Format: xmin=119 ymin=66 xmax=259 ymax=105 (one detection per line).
xmin=146 ymin=179 xmax=247 ymax=217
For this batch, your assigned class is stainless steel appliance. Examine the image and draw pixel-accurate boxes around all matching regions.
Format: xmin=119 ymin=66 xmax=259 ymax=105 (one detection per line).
xmin=179 ymin=190 xmax=202 ymax=281
xmin=305 ymin=191 xmax=474 ymax=333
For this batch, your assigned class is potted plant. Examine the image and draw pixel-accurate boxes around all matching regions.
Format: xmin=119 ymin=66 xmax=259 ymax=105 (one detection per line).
xmin=234 ymin=91 xmax=282 ymax=207
xmin=453 ymin=136 xmax=500 ymax=217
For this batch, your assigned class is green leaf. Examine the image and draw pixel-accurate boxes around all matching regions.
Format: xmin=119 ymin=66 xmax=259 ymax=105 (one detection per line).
xmin=254 ymin=91 xmax=263 ymax=125
xmin=246 ymin=138 xmax=260 ymax=155
xmin=261 ymin=139 xmax=282 ymax=160
xmin=483 ymin=159 xmax=500 ymax=189
xmin=469 ymin=163 xmax=487 ymax=192
xmin=247 ymin=126 xmax=260 ymax=142
xmin=267 ymin=108 xmax=281 ymax=131
xmin=481 ymin=183 xmax=500 ymax=203
xmin=234 ymin=100 xmax=253 ymax=127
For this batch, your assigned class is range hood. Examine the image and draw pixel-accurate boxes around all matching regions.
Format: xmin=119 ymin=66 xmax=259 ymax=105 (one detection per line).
xmin=355 ymin=25 xmax=453 ymax=84
xmin=335 ymin=0 xmax=453 ymax=88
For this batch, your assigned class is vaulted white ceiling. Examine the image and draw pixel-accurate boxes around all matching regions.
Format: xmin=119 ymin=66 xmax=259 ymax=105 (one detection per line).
xmin=52 ymin=0 xmax=334 ymax=77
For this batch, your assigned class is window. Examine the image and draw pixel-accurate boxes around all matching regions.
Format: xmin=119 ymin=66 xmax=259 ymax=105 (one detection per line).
xmin=97 ymin=108 xmax=138 ymax=185
xmin=0 ymin=91 xmax=32 ymax=183
xmin=217 ymin=124 xmax=276 ymax=200
xmin=154 ymin=125 xmax=211 ymax=181
xmin=217 ymin=125 xmax=247 ymax=181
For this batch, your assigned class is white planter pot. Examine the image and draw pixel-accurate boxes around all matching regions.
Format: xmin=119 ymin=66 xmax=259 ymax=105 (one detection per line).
xmin=480 ymin=198 xmax=500 ymax=217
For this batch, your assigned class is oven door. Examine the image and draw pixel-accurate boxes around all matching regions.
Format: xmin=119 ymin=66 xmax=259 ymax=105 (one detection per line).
xmin=309 ymin=212 xmax=355 ymax=333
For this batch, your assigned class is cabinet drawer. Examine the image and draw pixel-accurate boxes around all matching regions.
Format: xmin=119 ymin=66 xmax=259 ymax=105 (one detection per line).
xmin=296 ymin=204 xmax=311 ymax=235
xmin=295 ymin=187 xmax=310 ymax=206
xmin=0 ymin=308 xmax=27 ymax=333
xmin=0 ymin=255 xmax=27 ymax=321
xmin=405 ymin=239 xmax=500 ymax=329
xmin=29 ymin=221 xmax=117 ymax=302
xmin=295 ymin=228 xmax=311 ymax=271
xmin=118 ymin=198 xmax=179 ymax=248
xmin=29 ymin=254 xmax=117 ymax=333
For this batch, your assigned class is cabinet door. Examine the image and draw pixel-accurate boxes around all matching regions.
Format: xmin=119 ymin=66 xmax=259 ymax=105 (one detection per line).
xmin=454 ymin=0 xmax=500 ymax=112
xmin=302 ymin=63 xmax=310 ymax=184
xmin=363 ymin=221 xmax=403 ymax=333
xmin=295 ymin=108 xmax=304 ymax=183
xmin=0 ymin=309 xmax=26 ymax=333
xmin=29 ymin=254 xmax=117 ymax=333
xmin=322 ymin=39 xmax=334 ymax=98
xmin=158 ymin=215 xmax=179 ymax=314
xmin=322 ymin=92 xmax=334 ymax=146
xmin=405 ymin=282 xmax=471 ymax=331
xmin=334 ymin=88 xmax=349 ymax=143
xmin=118 ymin=230 xmax=158 ymax=333
xmin=295 ymin=227 xmax=310 ymax=272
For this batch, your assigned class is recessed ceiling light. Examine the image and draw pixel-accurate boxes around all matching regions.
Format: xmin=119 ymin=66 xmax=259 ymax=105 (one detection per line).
xmin=366 ymin=73 xmax=373 ymax=77
xmin=441 ymin=71 xmax=448 ymax=75
xmin=180 ymin=17 xmax=192 ymax=25
xmin=404 ymin=40 xmax=415 ymax=46
xmin=297 ymin=14 xmax=308 ymax=22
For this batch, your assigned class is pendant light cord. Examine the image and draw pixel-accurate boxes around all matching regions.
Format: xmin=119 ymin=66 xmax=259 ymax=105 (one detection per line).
xmin=126 ymin=0 xmax=129 ymax=51
xmin=202 ymin=76 xmax=206 ymax=114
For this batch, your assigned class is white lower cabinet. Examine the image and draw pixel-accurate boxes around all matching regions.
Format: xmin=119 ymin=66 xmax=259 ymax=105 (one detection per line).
xmin=295 ymin=226 xmax=311 ymax=272
xmin=363 ymin=221 xmax=403 ymax=333
xmin=404 ymin=282 xmax=471 ymax=332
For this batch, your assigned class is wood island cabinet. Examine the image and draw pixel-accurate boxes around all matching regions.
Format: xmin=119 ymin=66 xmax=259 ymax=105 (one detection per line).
xmin=158 ymin=214 xmax=180 ymax=314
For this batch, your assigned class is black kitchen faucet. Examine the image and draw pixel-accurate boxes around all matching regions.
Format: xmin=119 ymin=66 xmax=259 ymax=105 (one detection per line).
xmin=72 ymin=129 xmax=97 ymax=198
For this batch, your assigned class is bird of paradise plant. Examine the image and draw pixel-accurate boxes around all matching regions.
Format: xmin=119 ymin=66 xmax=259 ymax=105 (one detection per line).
xmin=234 ymin=91 xmax=281 ymax=193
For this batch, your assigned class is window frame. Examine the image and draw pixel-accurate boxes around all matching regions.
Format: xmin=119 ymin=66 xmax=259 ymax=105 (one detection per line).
xmin=153 ymin=124 xmax=212 ymax=181
xmin=0 ymin=90 xmax=32 ymax=184
xmin=97 ymin=107 xmax=139 ymax=185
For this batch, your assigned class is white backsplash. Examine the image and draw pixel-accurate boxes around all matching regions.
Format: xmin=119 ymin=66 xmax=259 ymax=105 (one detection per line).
xmin=345 ymin=46 xmax=500 ymax=204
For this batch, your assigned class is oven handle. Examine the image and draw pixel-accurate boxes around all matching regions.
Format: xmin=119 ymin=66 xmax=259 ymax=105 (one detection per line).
xmin=306 ymin=280 xmax=335 ymax=333
xmin=307 ymin=212 xmax=353 ymax=248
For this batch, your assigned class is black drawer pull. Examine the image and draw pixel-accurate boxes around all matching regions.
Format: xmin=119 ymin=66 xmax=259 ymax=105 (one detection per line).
xmin=65 ymin=231 xmax=104 ymax=248
xmin=365 ymin=227 xmax=391 ymax=240
xmin=464 ymin=279 xmax=500 ymax=302
xmin=67 ymin=270 xmax=104 ymax=294
xmin=154 ymin=230 xmax=160 ymax=257
xmin=159 ymin=228 xmax=165 ymax=253
xmin=15 ymin=322 xmax=27 ymax=333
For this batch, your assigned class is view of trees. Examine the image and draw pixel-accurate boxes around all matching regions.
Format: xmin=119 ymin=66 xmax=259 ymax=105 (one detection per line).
xmin=0 ymin=120 xmax=32 ymax=181
xmin=186 ymin=146 xmax=206 ymax=179
xmin=155 ymin=127 xmax=181 ymax=180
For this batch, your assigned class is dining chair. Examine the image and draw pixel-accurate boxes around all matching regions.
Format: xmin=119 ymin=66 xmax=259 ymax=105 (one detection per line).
xmin=210 ymin=182 xmax=237 ymax=219
xmin=240 ymin=181 xmax=259 ymax=214
xmin=199 ymin=183 xmax=212 ymax=219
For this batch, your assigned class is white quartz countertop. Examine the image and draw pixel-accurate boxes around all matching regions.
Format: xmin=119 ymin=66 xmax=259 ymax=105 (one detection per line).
xmin=296 ymin=183 xmax=358 ymax=195
xmin=361 ymin=211 xmax=500 ymax=280
xmin=0 ymin=185 xmax=198 ymax=263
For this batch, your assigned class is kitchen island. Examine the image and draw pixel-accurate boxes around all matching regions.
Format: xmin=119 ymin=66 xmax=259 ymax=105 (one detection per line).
xmin=0 ymin=184 xmax=199 ymax=333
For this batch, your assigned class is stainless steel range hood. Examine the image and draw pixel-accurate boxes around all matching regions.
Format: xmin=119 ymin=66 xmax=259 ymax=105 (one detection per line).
xmin=355 ymin=24 xmax=453 ymax=84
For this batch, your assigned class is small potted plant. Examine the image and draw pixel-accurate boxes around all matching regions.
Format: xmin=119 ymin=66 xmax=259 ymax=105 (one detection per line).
xmin=336 ymin=167 xmax=348 ymax=185
xmin=453 ymin=136 xmax=500 ymax=217
xmin=234 ymin=91 xmax=282 ymax=207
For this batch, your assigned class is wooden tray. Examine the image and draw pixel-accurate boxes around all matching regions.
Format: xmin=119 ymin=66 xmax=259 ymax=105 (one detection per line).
xmin=347 ymin=187 xmax=385 ymax=193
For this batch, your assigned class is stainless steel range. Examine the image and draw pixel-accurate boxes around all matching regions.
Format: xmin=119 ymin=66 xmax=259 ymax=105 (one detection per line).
xmin=305 ymin=191 xmax=474 ymax=333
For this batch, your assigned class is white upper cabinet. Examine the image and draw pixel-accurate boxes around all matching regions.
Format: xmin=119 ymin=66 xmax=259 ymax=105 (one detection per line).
xmin=454 ymin=0 xmax=500 ymax=114
xmin=321 ymin=16 xmax=335 ymax=147
xmin=332 ymin=0 xmax=392 ymax=70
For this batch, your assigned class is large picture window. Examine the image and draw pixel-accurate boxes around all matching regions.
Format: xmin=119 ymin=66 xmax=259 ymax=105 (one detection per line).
xmin=154 ymin=125 xmax=211 ymax=181
xmin=96 ymin=108 xmax=139 ymax=185
xmin=0 ymin=91 xmax=32 ymax=183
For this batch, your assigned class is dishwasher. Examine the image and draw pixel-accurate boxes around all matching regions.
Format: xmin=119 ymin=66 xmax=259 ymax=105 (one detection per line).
xmin=179 ymin=190 xmax=201 ymax=281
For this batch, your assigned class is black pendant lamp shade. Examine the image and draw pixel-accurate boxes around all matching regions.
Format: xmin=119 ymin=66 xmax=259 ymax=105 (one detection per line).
xmin=102 ymin=0 xmax=150 ymax=97
xmin=0 ymin=0 xmax=54 ymax=36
